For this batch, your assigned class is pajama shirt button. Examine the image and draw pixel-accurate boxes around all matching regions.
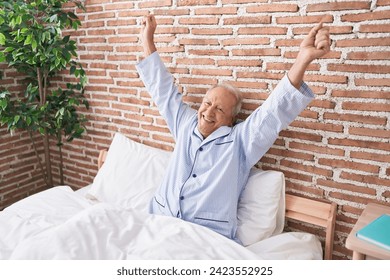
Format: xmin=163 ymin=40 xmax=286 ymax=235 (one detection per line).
xmin=180 ymin=196 xmax=184 ymax=200
xmin=192 ymin=174 xmax=197 ymax=178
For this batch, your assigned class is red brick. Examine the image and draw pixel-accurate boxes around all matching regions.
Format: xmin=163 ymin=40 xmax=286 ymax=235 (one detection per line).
xmin=188 ymin=49 xmax=229 ymax=56
xmin=336 ymin=37 xmax=390 ymax=47
xmin=222 ymin=0 xmax=267 ymax=3
xmin=330 ymin=191 xmax=373 ymax=206
xmin=178 ymin=17 xmax=219 ymax=25
xmin=324 ymin=112 xmax=386 ymax=126
xmin=342 ymin=102 xmax=390 ymax=112
xmin=177 ymin=58 xmax=215 ymax=65
xmin=87 ymin=12 xmax=116 ymax=20
xmin=107 ymin=19 xmax=137 ymax=27
xmin=349 ymin=127 xmax=390 ymax=139
xmin=178 ymin=0 xmax=216 ymax=6
xmin=360 ymin=24 xmax=390 ymax=33
xmin=284 ymin=50 xmax=342 ymax=60
xmin=224 ymin=16 xmax=271 ymax=25
xmin=290 ymin=120 xmax=343 ymax=133
xmin=293 ymin=26 xmax=353 ymax=35
xmin=152 ymin=9 xmax=190 ymax=16
xmin=191 ymin=68 xmax=233 ymax=76
xmin=179 ymin=38 xmax=219 ymax=45
xmin=281 ymin=159 xmax=333 ymax=177
xmin=377 ymin=0 xmax=390 ymax=6
xmin=243 ymin=27 xmax=288 ymax=36
xmin=279 ymin=130 xmax=322 ymax=142
xmin=317 ymin=179 xmax=376 ymax=196
xmin=279 ymin=168 xmax=313 ymax=182
xmin=179 ymin=77 xmax=218 ymax=85
xmin=231 ymin=48 xmax=281 ymax=56
xmin=318 ymin=158 xmax=380 ymax=174
xmin=331 ymin=90 xmax=390 ymax=99
xmin=355 ymin=78 xmax=390 ymax=87
xmin=328 ymin=138 xmax=390 ymax=152
xmin=307 ymin=2 xmax=371 ymax=12
xmin=192 ymin=28 xmax=233 ymax=35
xmin=230 ymin=81 xmax=268 ymax=90
xmin=276 ymin=15 xmax=333 ymax=24
xmin=350 ymin=151 xmax=390 ymax=163
xmin=304 ymin=74 xmax=347 ymax=84
xmin=222 ymin=37 xmax=270 ymax=46
xmin=195 ymin=7 xmax=237 ymax=15
xmin=246 ymin=4 xmax=298 ymax=13
xmin=157 ymin=27 xmax=190 ymax=34
xmin=341 ymin=10 xmax=390 ymax=22
xmin=289 ymin=141 xmax=345 ymax=157
xmin=138 ymin=0 xmax=171 ymax=8
xmin=347 ymin=51 xmax=390 ymax=60
xmin=340 ymin=172 xmax=390 ymax=187
xmin=236 ymin=71 xmax=283 ymax=80
xmin=328 ymin=63 xmax=390 ymax=74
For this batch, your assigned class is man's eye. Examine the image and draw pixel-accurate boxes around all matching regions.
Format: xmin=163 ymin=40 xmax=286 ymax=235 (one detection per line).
xmin=217 ymin=108 xmax=223 ymax=112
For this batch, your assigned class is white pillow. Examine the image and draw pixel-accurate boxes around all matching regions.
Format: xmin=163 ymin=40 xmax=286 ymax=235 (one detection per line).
xmin=86 ymin=133 xmax=172 ymax=212
xmin=236 ymin=168 xmax=285 ymax=246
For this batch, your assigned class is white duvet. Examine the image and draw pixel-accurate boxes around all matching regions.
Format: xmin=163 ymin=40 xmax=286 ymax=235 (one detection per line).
xmin=0 ymin=186 xmax=322 ymax=260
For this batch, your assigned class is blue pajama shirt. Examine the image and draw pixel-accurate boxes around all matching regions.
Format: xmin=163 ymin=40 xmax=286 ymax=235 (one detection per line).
xmin=136 ymin=52 xmax=315 ymax=242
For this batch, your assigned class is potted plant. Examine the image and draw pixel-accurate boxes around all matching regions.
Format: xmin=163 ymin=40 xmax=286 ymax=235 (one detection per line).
xmin=0 ymin=0 xmax=88 ymax=186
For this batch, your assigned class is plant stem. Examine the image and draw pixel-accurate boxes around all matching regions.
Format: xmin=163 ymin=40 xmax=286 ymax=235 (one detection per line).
xmin=58 ymin=133 xmax=64 ymax=185
xmin=29 ymin=130 xmax=49 ymax=187
xmin=37 ymin=68 xmax=44 ymax=104
xmin=43 ymin=131 xmax=53 ymax=187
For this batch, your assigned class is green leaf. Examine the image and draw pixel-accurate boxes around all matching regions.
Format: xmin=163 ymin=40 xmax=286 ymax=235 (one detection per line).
xmin=4 ymin=47 xmax=14 ymax=52
xmin=0 ymin=33 xmax=5 ymax=45
xmin=49 ymin=14 xmax=58 ymax=23
xmin=67 ymin=12 xmax=78 ymax=20
xmin=16 ymin=15 xmax=22 ymax=25
xmin=31 ymin=39 xmax=37 ymax=51
xmin=70 ymin=65 xmax=76 ymax=75
xmin=0 ymin=99 xmax=7 ymax=110
xmin=13 ymin=115 xmax=20 ymax=125
xmin=63 ymin=35 xmax=70 ymax=44
xmin=24 ymin=34 xmax=32 ymax=45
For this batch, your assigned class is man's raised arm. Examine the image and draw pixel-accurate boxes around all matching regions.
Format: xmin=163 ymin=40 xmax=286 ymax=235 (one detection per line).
xmin=141 ymin=14 xmax=157 ymax=57
xmin=288 ymin=22 xmax=330 ymax=89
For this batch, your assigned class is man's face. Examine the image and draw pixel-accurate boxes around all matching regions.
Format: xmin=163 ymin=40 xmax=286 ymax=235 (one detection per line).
xmin=197 ymin=86 xmax=237 ymax=139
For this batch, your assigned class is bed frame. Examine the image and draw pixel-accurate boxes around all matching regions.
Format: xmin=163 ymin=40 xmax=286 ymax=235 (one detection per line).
xmin=97 ymin=150 xmax=337 ymax=260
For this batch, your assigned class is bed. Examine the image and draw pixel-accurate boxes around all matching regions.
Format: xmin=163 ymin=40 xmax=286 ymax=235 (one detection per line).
xmin=0 ymin=132 xmax=337 ymax=260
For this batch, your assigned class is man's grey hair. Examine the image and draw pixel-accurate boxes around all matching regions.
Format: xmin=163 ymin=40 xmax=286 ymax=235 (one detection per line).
xmin=206 ymin=83 xmax=243 ymax=117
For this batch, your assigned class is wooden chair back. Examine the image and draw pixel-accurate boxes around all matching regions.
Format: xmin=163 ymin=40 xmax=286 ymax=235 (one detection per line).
xmin=285 ymin=194 xmax=337 ymax=260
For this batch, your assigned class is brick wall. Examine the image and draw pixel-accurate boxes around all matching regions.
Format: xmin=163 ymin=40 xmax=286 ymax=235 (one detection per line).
xmin=0 ymin=128 xmax=48 ymax=209
xmin=1 ymin=0 xmax=389 ymax=259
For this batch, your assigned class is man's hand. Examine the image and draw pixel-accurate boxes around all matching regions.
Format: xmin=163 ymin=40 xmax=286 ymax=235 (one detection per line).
xmin=297 ymin=22 xmax=331 ymax=66
xmin=288 ymin=22 xmax=331 ymax=89
xmin=141 ymin=14 xmax=157 ymax=57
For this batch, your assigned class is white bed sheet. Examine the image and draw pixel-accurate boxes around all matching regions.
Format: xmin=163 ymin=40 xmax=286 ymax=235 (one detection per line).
xmin=0 ymin=186 xmax=322 ymax=260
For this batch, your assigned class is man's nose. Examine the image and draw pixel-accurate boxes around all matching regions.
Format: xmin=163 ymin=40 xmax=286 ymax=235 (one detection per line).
xmin=205 ymin=106 xmax=216 ymax=116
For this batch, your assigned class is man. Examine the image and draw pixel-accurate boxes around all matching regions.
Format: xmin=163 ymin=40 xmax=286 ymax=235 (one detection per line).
xmin=136 ymin=14 xmax=330 ymax=243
